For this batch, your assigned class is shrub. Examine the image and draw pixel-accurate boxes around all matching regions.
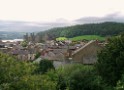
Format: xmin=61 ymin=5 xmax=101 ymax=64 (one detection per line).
xmin=36 ymin=59 xmax=55 ymax=74
xmin=96 ymin=34 xmax=124 ymax=86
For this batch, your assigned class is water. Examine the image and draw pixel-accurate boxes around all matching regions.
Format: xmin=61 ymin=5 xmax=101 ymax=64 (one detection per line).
xmin=2 ymin=39 xmax=23 ymax=42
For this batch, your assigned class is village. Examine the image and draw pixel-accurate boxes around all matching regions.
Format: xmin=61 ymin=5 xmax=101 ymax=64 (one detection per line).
xmin=0 ymin=33 xmax=107 ymax=67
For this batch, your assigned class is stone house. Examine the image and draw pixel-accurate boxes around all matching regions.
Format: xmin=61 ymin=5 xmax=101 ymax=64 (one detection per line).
xmin=41 ymin=49 xmax=67 ymax=61
xmin=71 ymin=40 xmax=102 ymax=64
xmin=11 ymin=49 xmax=35 ymax=61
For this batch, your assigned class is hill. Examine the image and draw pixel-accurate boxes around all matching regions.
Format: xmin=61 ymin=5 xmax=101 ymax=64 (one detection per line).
xmin=0 ymin=31 xmax=25 ymax=40
xmin=37 ymin=22 xmax=124 ymax=41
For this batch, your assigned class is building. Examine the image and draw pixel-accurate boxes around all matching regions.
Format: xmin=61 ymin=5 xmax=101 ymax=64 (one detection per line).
xmin=39 ymin=40 xmax=102 ymax=65
xmin=71 ymin=40 xmax=102 ymax=64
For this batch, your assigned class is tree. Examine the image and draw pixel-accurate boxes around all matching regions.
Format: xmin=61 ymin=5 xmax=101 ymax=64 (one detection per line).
xmin=36 ymin=60 xmax=55 ymax=74
xmin=38 ymin=22 xmax=124 ymax=41
xmin=0 ymin=52 xmax=56 ymax=90
xmin=0 ymin=52 xmax=36 ymax=89
xmin=56 ymin=64 xmax=108 ymax=90
xmin=21 ymin=40 xmax=28 ymax=47
xmin=96 ymin=34 xmax=124 ymax=86
xmin=35 ymin=52 xmax=41 ymax=59
xmin=115 ymin=74 xmax=124 ymax=90
xmin=7 ymin=75 xmax=56 ymax=90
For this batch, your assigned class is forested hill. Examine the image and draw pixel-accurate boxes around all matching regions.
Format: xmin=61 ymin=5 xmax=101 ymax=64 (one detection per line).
xmin=37 ymin=22 xmax=124 ymax=40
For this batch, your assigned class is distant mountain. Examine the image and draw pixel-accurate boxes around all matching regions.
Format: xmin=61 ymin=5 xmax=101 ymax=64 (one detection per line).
xmin=0 ymin=31 xmax=25 ymax=40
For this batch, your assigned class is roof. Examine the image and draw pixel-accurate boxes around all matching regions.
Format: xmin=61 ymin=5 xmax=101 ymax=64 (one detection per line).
xmin=52 ymin=49 xmax=67 ymax=54
xmin=33 ymin=57 xmax=42 ymax=63
xmin=72 ymin=40 xmax=100 ymax=56
xmin=12 ymin=50 xmax=29 ymax=55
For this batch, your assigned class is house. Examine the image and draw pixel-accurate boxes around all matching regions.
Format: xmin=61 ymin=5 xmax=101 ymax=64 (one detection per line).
xmin=0 ymin=44 xmax=5 ymax=48
xmin=41 ymin=49 xmax=67 ymax=61
xmin=11 ymin=49 xmax=35 ymax=61
xmin=71 ymin=40 xmax=102 ymax=64
xmin=0 ymin=42 xmax=8 ymax=53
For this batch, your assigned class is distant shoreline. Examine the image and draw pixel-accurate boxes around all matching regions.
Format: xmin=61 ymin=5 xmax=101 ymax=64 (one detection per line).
xmin=2 ymin=39 xmax=23 ymax=42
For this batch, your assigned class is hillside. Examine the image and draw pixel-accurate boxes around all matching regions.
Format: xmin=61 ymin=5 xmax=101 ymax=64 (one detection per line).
xmin=37 ymin=22 xmax=124 ymax=41
xmin=0 ymin=31 xmax=25 ymax=40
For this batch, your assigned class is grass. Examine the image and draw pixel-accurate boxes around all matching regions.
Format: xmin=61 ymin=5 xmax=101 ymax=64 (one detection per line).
xmin=56 ymin=37 xmax=67 ymax=41
xmin=70 ymin=35 xmax=105 ymax=41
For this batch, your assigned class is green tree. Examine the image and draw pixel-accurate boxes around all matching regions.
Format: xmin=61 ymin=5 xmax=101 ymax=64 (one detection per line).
xmin=21 ymin=40 xmax=28 ymax=47
xmin=56 ymin=64 xmax=107 ymax=90
xmin=36 ymin=60 xmax=55 ymax=74
xmin=35 ymin=52 xmax=41 ymax=59
xmin=8 ymin=75 xmax=56 ymax=90
xmin=115 ymin=74 xmax=124 ymax=90
xmin=0 ymin=52 xmax=35 ymax=89
xmin=38 ymin=22 xmax=124 ymax=41
xmin=0 ymin=52 xmax=56 ymax=90
xmin=96 ymin=34 xmax=124 ymax=86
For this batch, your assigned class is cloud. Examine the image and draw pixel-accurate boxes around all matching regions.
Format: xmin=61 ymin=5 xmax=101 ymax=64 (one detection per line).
xmin=0 ymin=12 xmax=124 ymax=32
xmin=0 ymin=20 xmax=72 ymax=32
xmin=75 ymin=12 xmax=124 ymax=24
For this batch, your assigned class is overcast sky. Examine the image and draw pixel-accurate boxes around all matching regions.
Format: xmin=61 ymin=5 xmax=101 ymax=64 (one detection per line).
xmin=0 ymin=0 xmax=124 ymax=22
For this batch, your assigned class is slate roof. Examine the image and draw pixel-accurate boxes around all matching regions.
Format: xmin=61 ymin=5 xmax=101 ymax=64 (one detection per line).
xmin=72 ymin=40 xmax=100 ymax=56
xmin=12 ymin=50 xmax=29 ymax=55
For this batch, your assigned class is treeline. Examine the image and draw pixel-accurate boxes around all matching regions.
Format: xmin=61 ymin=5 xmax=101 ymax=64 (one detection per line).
xmin=37 ymin=22 xmax=124 ymax=41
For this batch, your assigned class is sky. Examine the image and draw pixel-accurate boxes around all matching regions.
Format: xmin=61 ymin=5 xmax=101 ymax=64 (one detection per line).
xmin=0 ymin=0 xmax=124 ymax=22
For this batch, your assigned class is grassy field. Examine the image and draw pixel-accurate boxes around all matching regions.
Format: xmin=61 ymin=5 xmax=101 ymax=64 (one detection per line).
xmin=70 ymin=35 xmax=105 ymax=41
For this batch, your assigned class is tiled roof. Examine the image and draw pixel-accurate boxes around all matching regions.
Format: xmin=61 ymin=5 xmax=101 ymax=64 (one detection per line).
xmin=12 ymin=50 xmax=29 ymax=55
xmin=72 ymin=40 xmax=98 ymax=56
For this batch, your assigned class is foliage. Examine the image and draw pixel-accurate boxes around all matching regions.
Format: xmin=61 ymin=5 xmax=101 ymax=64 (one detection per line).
xmin=9 ymin=74 xmax=56 ymax=90
xmin=70 ymin=35 xmax=105 ymax=41
xmin=96 ymin=34 xmax=124 ymax=86
xmin=56 ymin=37 xmax=68 ymax=41
xmin=21 ymin=40 xmax=28 ymax=47
xmin=38 ymin=22 xmax=124 ymax=41
xmin=56 ymin=64 xmax=108 ymax=90
xmin=35 ymin=52 xmax=41 ymax=59
xmin=0 ymin=52 xmax=57 ymax=90
xmin=115 ymin=74 xmax=124 ymax=90
xmin=0 ymin=52 xmax=36 ymax=89
xmin=35 ymin=59 xmax=55 ymax=74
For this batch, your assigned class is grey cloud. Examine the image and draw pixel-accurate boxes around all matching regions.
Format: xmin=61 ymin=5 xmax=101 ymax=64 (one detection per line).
xmin=75 ymin=12 xmax=124 ymax=24
xmin=0 ymin=20 xmax=71 ymax=32
xmin=0 ymin=13 xmax=124 ymax=32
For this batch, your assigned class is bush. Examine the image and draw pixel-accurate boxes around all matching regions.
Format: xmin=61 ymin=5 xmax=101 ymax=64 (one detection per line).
xmin=96 ymin=34 xmax=124 ymax=86
xmin=0 ymin=52 xmax=36 ymax=89
xmin=115 ymin=74 xmax=124 ymax=90
xmin=56 ymin=64 xmax=107 ymax=90
xmin=0 ymin=53 xmax=56 ymax=90
xmin=35 ymin=52 xmax=41 ymax=59
xmin=36 ymin=59 xmax=55 ymax=74
xmin=9 ymin=75 xmax=56 ymax=90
